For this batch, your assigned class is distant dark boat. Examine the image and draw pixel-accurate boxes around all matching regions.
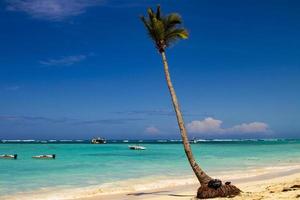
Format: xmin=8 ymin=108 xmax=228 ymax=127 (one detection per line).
xmin=32 ymin=154 xmax=56 ymax=159
xmin=0 ymin=154 xmax=17 ymax=159
xmin=91 ymin=137 xmax=106 ymax=144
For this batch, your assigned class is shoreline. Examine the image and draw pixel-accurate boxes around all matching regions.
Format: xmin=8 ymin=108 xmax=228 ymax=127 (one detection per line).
xmin=3 ymin=164 xmax=300 ymax=200
xmin=77 ymin=165 xmax=300 ymax=200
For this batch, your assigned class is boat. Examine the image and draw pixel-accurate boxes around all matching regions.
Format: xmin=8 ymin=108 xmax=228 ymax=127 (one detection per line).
xmin=0 ymin=154 xmax=17 ymax=159
xmin=190 ymin=138 xmax=199 ymax=144
xmin=91 ymin=137 xmax=106 ymax=144
xmin=123 ymin=140 xmax=129 ymax=143
xmin=190 ymin=138 xmax=207 ymax=144
xmin=190 ymin=139 xmax=197 ymax=144
xmin=128 ymin=145 xmax=146 ymax=150
xmin=32 ymin=154 xmax=56 ymax=159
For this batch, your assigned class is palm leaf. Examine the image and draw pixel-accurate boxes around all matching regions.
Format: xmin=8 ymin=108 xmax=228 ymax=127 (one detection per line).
xmin=156 ymin=5 xmax=161 ymax=20
xmin=164 ymin=13 xmax=182 ymax=30
xmin=165 ymin=28 xmax=189 ymax=46
xmin=166 ymin=28 xmax=188 ymax=40
xmin=141 ymin=6 xmax=188 ymax=51
xmin=141 ymin=16 xmax=156 ymax=42
xmin=152 ymin=18 xmax=165 ymax=41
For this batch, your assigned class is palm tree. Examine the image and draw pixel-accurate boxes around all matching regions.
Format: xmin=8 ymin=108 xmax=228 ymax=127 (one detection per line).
xmin=140 ymin=6 xmax=240 ymax=198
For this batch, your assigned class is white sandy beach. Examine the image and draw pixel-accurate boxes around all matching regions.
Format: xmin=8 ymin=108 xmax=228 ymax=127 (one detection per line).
xmin=74 ymin=165 xmax=300 ymax=200
xmin=5 ymin=164 xmax=300 ymax=200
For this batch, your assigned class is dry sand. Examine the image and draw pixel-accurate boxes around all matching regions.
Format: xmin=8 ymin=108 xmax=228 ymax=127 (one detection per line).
xmin=76 ymin=167 xmax=300 ymax=200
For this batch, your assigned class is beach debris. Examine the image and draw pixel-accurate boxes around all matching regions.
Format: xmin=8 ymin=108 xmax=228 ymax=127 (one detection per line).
xmin=208 ymin=179 xmax=222 ymax=189
xmin=291 ymin=184 xmax=300 ymax=189
xmin=32 ymin=154 xmax=56 ymax=159
xmin=0 ymin=154 xmax=17 ymax=159
xmin=225 ymin=181 xmax=231 ymax=185
xmin=282 ymin=187 xmax=291 ymax=192
xmin=282 ymin=184 xmax=300 ymax=192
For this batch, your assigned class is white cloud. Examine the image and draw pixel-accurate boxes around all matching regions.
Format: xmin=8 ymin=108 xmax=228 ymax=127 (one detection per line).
xmin=229 ymin=122 xmax=269 ymax=133
xmin=39 ymin=55 xmax=86 ymax=66
xmin=187 ymin=117 xmax=270 ymax=134
xmin=6 ymin=0 xmax=104 ymax=21
xmin=145 ymin=126 xmax=159 ymax=134
xmin=187 ymin=117 xmax=223 ymax=133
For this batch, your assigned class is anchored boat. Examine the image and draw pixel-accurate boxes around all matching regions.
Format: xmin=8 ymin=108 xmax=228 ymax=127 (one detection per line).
xmin=128 ymin=145 xmax=146 ymax=150
xmin=0 ymin=154 xmax=17 ymax=159
xmin=32 ymin=154 xmax=56 ymax=159
xmin=91 ymin=137 xmax=106 ymax=144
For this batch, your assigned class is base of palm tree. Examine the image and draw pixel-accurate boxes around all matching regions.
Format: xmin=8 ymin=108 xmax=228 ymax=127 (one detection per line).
xmin=196 ymin=183 xmax=241 ymax=199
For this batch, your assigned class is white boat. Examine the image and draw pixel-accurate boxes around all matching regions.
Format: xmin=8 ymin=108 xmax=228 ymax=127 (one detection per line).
xmin=190 ymin=139 xmax=198 ymax=144
xmin=0 ymin=154 xmax=17 ymax=159
xmin=32 ymin=154 xmax=56 ymax=159
xmin=190 ymin=138 xmax=207 ymax=143
xmin=128 ymin=145 xmax=146 ymax=150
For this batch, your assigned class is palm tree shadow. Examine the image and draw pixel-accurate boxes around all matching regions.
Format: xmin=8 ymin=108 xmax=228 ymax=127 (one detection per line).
xmin=127 ymin=190 xmax=194 ymax=197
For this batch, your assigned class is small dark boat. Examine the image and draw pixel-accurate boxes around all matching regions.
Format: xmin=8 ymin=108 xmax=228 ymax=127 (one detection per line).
xmin=32 ymin=154 xmax=56 ymax=159
xmin=91 ymin=137 xmax=106 ymax=144
xmin=0 ymin=154 xmax=17 ymax=159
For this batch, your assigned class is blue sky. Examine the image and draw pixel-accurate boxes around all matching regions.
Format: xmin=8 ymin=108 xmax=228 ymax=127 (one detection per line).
xmin=0 ymin=0 xmax=299 ymax=139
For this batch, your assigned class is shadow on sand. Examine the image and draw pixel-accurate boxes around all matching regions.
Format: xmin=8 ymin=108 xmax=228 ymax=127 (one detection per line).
xmin=127 ymin=190 xmax=194 ymax=198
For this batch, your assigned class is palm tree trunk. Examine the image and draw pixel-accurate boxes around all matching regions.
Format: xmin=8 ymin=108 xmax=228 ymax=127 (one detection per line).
xmin=160 ymin=51 xmax=212 ymax=185
xmin=160 ymin=51 xmax=241 ymax=199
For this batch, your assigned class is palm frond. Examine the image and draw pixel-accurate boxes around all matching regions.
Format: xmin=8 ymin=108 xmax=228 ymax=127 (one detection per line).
xmin=140 ymin=16 xmax=152 ymax=33
xmin=166 ymin=28 xmax=188 ymax=39
xmin=164 ymin=13 xmax=182 ymax=30
xmin=141 ymin=16 xmax=156 ymax=42
xmin=141 ymin=6 xmax=188 ymax=51
xmin=156 ymin=5 xmax=161 ymax=20
xmin=152 ymin=17 xmax=165 ymax=41
xmin=165 ymin=28 xmax=189 ymax=46
xmin=147 ymin=8 xmax=155 ymax=21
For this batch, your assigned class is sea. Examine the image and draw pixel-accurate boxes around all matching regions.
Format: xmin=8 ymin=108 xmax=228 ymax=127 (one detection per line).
xmin=1 ymin=139 xmax=300 ymax=199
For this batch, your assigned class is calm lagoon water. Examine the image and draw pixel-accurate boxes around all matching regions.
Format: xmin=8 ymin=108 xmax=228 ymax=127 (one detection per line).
xmin=1 ymin=139 xmax=300 ymax=196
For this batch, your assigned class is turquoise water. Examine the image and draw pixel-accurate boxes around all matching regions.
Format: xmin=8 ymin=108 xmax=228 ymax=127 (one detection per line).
xmin=1 ymin=140 xmax=300 ymax=196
